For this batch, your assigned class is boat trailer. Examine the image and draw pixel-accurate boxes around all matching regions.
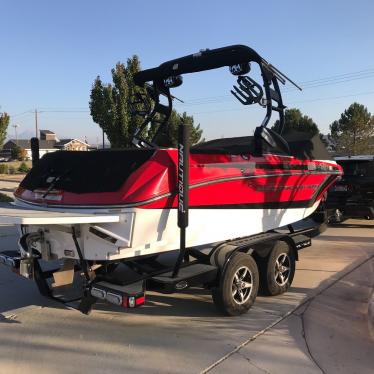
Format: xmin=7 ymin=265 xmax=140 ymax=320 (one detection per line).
xmin=0 ymin=211 xmax=324 ymax=316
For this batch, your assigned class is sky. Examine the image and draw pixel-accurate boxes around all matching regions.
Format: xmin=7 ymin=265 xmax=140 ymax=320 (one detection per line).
xmin=1 ymin=0 xmax=374 ymax=144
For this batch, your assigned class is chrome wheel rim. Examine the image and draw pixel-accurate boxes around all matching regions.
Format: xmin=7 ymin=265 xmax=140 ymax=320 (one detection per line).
xmin=274 ymin=253 xmax=291 ymax=286
xmin=232 ymin=266 xmax=253 ymax=305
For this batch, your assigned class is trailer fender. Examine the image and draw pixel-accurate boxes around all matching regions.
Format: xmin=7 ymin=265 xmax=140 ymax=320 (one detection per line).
xmin=210 ymin=243 xmax=239 ymax=269
xmin=251 ymin=238 xmax=298 ymax=262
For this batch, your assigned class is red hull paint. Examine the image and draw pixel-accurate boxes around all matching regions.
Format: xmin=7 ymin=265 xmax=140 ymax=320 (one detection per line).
xmin=15 ymin=149 xmax=342 ymax=208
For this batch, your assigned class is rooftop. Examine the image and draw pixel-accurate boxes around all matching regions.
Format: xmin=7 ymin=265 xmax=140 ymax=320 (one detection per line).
xmin=7 ymin=139 xmax=56 ymax=149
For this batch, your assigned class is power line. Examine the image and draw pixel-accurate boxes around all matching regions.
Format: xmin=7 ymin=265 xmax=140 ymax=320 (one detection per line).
xmin=39 ymin=110 xmax=89 ymax=113
xmin=283 ymin=70 xmax=374 ymax=92
xmin=8 ymin=67 xmax=374 ymax=116
xmin=294 ymin=68 xmax=374 ymax=85
xmin=288 ymin=90 xmax=374 ymax=105
xmin=9 ymin=110 xmax=33 ymax=118
xmin=177 ymin=68 xmax=374 ymax=106
xmin=38 ymin=107 xmax=89 ymax=110
xmin=9 ymin=109 xmax=90 ymax=117
xmin=190 ymin=90 xmax=374 ymax=115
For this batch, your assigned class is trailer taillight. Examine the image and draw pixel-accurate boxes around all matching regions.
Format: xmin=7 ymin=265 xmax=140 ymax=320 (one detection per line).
xmin=135 ymin=295 xmax=145 ymax=306
xmin=90 ymin=287 xmax=106 ymax=300
xmin=90 ymin=284 xmax=145 ymax=309
xmin=106 ymin=292 xmax=122 ymax=306
xmin=122 ymin=294 xmax=145 ymax=308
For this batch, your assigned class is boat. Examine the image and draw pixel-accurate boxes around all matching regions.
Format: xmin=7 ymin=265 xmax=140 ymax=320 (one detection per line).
xmin=4 ymin=45 xmax=341 ymax=263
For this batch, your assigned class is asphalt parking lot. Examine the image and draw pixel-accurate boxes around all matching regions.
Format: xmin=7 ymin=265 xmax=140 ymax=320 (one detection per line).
xmin=0 ymin=220 xmax=374 ymax=374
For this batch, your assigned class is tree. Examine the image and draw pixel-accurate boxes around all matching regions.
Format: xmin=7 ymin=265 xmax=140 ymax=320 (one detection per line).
xmin=330 ymin=102 xmax=374 ymax=155
xmin=148 ymin=110 xmax=203 ymax=147
xmin=89 ymin=56 xmax=203 ymax=148
xmin=11 ymin=145 xmax=27 ymax=160
xmin=20 ymin=148 xmax=28 ymax=160
xmin=18 ymin=161 xmax=30 ymax=173
xmin=0 ymin=112 xmax=10 ymax=149
xmin=89 ymin=57 xmax=143 ymax=148
xmin=272 ymin=108 xmax=319 ymax=136
xmin=11 ymin=145 xmax=22 ymax=160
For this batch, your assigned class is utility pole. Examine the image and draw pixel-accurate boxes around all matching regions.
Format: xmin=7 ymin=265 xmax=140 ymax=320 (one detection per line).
xmin=102 ymin=129 xmax=105 ymax=149
xmin=35 ymin=109 xmax=39 ymax=138
xmin=12 ymin=124 xmax=19 ymax=145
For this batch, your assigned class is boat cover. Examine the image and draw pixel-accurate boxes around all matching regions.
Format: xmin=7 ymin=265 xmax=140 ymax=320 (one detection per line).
xmin=191 ymin=131 xmax=332 ymax=160
xmin=20 ymin=149 xmax=155 ymax=194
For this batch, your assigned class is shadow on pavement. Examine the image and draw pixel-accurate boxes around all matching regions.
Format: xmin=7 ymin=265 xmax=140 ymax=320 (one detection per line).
xmin=328 ymin=223 xmax=374 ymax=229
xmin=287 ymin=256 xmax=374 ymax=374
xmin=316 ymin=235 xmax=374 ymax=243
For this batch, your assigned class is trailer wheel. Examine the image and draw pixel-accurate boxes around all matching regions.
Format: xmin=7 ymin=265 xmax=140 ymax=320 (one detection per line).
xmin=212 ymin=252 xmax=259 ymax=316
xmin=259 ymin=241 xmax=295 ymax=296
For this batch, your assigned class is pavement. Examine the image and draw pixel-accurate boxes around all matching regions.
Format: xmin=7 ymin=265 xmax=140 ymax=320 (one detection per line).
xmin=0 ymin=174 xmax=25 ymax=182
xmin=0 ymin=218 xmax=373 ymax=374
xmin=0 ymin=176 xmax=20 ymax=198
xmin=369 ymin=290 xmax=374 ymax=339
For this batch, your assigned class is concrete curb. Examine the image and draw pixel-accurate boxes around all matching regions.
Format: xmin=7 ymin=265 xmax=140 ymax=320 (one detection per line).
xmin=369 ymin=290 xmax=374 ymax=339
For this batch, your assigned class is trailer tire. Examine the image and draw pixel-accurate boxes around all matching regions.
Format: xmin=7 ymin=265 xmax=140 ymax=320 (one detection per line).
xmin=212 ymin=252 xmax=259 ymax=316
xmin=259 ymin=241 xmax=295 ymax=296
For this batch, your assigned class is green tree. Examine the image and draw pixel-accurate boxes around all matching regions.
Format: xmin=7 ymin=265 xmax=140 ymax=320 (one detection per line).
xmin=272 ymin=108 xmax=319 ymax=136
xmin=0 ymin=112 xmax=10 ymax=148
xmin=11 ymin=145 xmax=24 ymax=160
xmin=18 ymin=161 xmax=30 ymax=173
xmin=89 ymin=56 xmax=203 ymax=148
xmin=330 ymin=102 xmax=374 ymax=155
xmin=149 ymin=110 xmax=203 ymax=147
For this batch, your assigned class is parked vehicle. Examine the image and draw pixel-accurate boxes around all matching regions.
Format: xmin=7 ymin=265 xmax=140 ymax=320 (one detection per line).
xmin=0 ymin=45 xmax=341 ymax=316
xmin=327 ymin=155 xmax=374 ymax=221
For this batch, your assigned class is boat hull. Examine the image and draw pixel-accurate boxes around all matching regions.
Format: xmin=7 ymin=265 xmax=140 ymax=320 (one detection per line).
xmin=14 ymin=199 xmax=321 ymax=261
xmin=11 ymin=146 xmax=342 ymax=261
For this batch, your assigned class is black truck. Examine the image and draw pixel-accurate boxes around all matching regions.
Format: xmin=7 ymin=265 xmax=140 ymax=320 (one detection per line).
xmin=327 ymin=155 xmax=374 ymax=221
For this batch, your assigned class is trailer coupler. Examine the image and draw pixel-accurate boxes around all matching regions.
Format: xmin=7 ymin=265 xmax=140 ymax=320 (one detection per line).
xmin=0 ymin=250 xmax=22 ymax=273
xmin=0 ymin=249 xmax=39 ymax=279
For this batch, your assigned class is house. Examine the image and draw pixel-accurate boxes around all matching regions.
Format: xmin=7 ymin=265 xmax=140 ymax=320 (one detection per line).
xmin=1 ymin=130 xmax=90 ymax=159
xmin=55 ymin=139 xmax=90 ymax=151
xmin=40 ymin=129 xmax=58 ymax=142
xmin=2 ymin=139 xmax=57 ymax=159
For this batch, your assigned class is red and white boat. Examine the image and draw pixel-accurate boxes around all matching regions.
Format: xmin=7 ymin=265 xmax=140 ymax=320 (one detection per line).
xmin=5 ymin=45 xmax=342 ymax=262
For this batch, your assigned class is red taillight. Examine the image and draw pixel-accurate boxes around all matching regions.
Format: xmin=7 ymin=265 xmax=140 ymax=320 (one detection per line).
xmin=135 ymin=295 xmax=145 ymax=306
xmin=122 ymin=294 xmax=145 ymax=308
